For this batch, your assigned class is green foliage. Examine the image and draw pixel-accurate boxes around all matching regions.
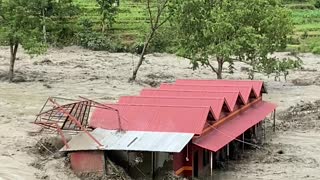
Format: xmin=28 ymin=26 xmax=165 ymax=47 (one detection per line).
xmin=286 ymin=3 xmax=315 ymax=10
xmin=173 ymin=0 xmax=300 ymax=79
xmin=96 ymin=0 xmax=118 ymax=32
xmin=284 ymin=0 xmax=313 ymax=3
xmin=260 ymin=57 xmax=302 ymax=80
xmin=148 ymin=25 xmax=178 ymax=53
xmin=315 ymin=0 xmax=320 ymax=8
xmin=77 ymin=18 xmax=121 ymax=51
xmin=40 ymin=0 xmax=80 ymax=46
xmin=0 ymin=0 xmax=47 ymax=54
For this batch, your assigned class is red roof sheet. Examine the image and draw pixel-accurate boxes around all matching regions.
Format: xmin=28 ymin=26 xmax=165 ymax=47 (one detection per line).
xmin=140 ymin=89 xmax=244 ymax=111
xmin=176 ymin=79 xmax=266 ymax=96
xmin=193 ymin=101 xmax=276 ymax=152
xmin=118 ymin=96 xmax=230 ymax=120
xmin=90 ymin=104 xmax=212 ymax=134
xmin=160 ymin=83 xmax=255 ymax=103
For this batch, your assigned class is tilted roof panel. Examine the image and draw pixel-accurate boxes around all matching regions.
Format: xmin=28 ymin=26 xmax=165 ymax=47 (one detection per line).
xmin=62 ymin=128 xmax=194 ymax=153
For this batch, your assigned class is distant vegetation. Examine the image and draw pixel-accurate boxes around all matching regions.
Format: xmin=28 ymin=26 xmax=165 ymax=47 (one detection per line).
xmin=285 ymin=0 xmax=320 ymax=53
xmin=72 ymin=0 xmax=320 ymax=54
xmin=0 ymin=0 xmax=313 ymax=81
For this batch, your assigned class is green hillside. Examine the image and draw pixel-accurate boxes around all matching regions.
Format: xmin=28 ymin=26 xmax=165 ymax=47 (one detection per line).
xmin=74 ymin=0 xmax=150 ymax=45
xmin=74 ymin=0 xmax=320 ymax=53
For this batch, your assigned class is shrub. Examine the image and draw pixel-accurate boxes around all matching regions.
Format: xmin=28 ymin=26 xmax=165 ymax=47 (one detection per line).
xmin=77 ymin=19 xmax=122 ymax=51
xmin=312 ymin=46 xmax=320 ymax=54
xmin=287 ymin=4 xmax=316 ymax=10
xmin=148 ymin=25 xmax=178 ymax=53
xmin=301 ymin=31 xmax=308 ymax=39
xmin=288 ymin=37 xmax=301 ymax=44
xmin=315 ymin=0 xmax=320 ymax=8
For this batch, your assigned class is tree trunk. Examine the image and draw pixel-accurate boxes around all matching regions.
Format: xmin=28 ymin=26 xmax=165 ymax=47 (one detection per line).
xmin=8 ymin=43 xmax=19 ymax=82
xmin=101 ymin=14 xmax=106 ymax=33
xmin=42 ymin=9 xmax=47 ymax=43
xmin=129 ymin=31 xmax=155 ymax=81
xmin=216 ymin=57 xmax=224 ymax=79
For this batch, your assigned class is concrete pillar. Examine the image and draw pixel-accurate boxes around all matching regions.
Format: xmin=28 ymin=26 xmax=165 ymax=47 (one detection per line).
xmin=227 ymin=144 xmax=230 ymax=158
xmin=242 ymin=133 xmax=245 ymax=152
xmin=273 ymin=110 xmax=276 ymax=132
xmin=210 ymin=151 xmax=213 ymax=176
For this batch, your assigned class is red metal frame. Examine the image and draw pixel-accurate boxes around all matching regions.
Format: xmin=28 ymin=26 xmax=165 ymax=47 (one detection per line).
xmin=34 ymin=97 xmax=124 ymax=149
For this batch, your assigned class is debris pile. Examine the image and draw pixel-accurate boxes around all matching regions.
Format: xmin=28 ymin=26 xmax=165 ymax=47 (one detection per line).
xmin=278 ymin=100 xmax=320 ymax=130
xmin=79 ymin=161 xmax=132 ymax=180
xmin=34 ymin=136 xmax=66 ymax=156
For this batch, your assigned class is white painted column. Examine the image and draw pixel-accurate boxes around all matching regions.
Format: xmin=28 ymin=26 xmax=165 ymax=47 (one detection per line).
xmin=273 ymin=110 xmax=276 ymax=132
xmin=210 ymin=151 xmax=213 ymax=176
xmin=242 ymin=133 xmax=245 ymax=152
xmin=227 ymin=144 xmax=230 ymax=158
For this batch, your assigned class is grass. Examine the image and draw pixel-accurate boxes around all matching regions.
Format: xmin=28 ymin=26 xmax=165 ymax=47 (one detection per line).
xmin=288 ymin=6 xmax=320 ymax=53
xmin=74 ymin=0 xmax=150 ymax=44
xmin=73 ymin=0 xmax=320 ymax=53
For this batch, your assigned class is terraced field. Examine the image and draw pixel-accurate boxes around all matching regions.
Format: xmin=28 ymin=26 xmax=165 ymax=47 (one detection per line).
xmin=289 ymin=9 xmax=320 ymax=53
xmin=74 ymin=0 xmax=320 ymax=53
xmin=74 ymin=0 xmax=150 ymax=44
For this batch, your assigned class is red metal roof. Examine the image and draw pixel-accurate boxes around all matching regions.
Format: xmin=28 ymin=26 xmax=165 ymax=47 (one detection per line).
xmin=176 ymin=79 xmax=266 ymax=96
xmin=90 ymin=104 xmax=213 ymax=135
xmin=140 ymin=89 xmax=244 ymax=111
xmin=118 ymin=96 xmax=230 ymax=120
xmin=160 ymin=83 xmax=255 ymax=104
xmin=193 ymin=101 xmax=276 ymax=152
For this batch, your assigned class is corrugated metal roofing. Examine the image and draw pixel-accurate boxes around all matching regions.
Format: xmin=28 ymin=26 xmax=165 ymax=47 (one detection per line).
xmin=62 ymin=128 xmax=193 ymax=152
xmin=118 ymin=96 xmax=230 ymax=120
xmin=160 ymin=83 xmax=255 ymax=103
xmin=90 ymin=104 xmax=212 ymax=134
xmin=140 ymin=89 xmax=244 ymax=111
xmin=193 ymin=101 xmax=276 ymax=152
xmin=176 ymin=79 xmax=266 ymax=96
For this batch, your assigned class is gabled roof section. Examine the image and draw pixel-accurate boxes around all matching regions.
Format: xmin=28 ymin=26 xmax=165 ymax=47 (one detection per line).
xmin=160 ymin=83 xmax=256 ymax=103
xmin=193 ymin=101 xmax=276 ymax=152
xmin=176 ymin=79 xmax=267 ymax=96
xmin=140 ymin=89 xmax=244 ymax=111
xmin=118 ymin=96 xmax=231 ymax=120
xmin=90 ymin=104 xmax=212 ymax=135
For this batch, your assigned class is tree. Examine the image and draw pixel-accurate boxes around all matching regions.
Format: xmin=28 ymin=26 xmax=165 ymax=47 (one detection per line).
xmin=0 ymin=0 xmax=47 ymax=82
xmin=173 ymin=0 xmax=300 ymax=79
xmin=96 ymin=0 xmax=118 ymax=33
xmin=129 ymin=0 xmax=171 ymax=81
xmin=39 ymin=0 xmax=80 ymax=46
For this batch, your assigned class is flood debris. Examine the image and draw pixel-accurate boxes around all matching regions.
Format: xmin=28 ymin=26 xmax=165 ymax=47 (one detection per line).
xmin=34 ymin=136 xmax=66 ymax=156
xmin=278 ymin=100 xmax=320 ymax=130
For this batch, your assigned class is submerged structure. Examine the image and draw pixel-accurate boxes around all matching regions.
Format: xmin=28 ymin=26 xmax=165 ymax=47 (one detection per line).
xmin=35 ymin=79 xmax=276 ymax=179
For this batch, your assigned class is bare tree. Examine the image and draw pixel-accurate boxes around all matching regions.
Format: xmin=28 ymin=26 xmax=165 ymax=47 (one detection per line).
xmin=129 ymin=0 xmax=171 ymax=81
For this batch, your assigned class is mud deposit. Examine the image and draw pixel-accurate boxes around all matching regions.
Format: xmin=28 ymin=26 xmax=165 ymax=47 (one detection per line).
xmin=1 ymin=46 xmax=320 ymax=179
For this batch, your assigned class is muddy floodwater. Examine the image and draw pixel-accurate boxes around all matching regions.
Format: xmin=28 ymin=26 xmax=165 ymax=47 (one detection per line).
xmin=1 ymin=46 xmax=320 ymax=179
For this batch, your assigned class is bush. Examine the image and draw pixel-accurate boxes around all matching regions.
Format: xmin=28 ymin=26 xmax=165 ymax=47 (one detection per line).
xmin=148 ymin=25 xmax=178 ymax=53
xmin=284 ymin=0 xmax=314 ymax=3
xmin=287 ymin=4 xmax=315 ymax=10
xmin=77 ymin=19 xmax=122 ymax=51
xmin=315 ymin=0 xmax=320 ymax=8
xmin=312 ymin=46 xmax=320 ymax=54
xmin=288 ymin=37 xmax=301 ymax=44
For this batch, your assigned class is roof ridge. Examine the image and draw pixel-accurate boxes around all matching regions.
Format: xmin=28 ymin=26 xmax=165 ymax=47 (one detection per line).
xmin=108 ymin=103 xmax=212 ymax=109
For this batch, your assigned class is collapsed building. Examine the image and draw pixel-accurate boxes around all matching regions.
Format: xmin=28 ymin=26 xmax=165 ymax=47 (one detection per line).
xmin=34 ymin=79 xmax=276 ymax=179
